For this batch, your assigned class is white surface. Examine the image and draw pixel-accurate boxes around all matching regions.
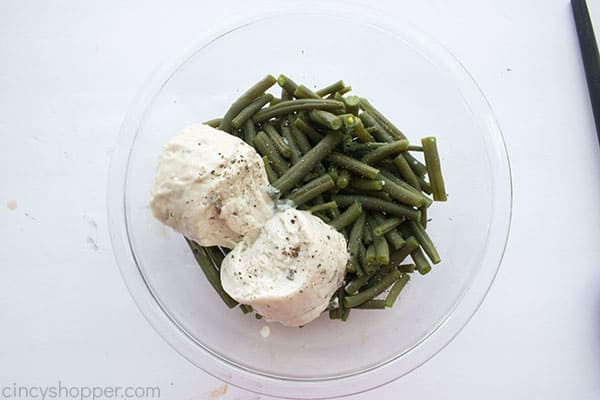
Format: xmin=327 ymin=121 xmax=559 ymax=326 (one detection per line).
xmin=1 ymin=1 xmax=599 ymax=399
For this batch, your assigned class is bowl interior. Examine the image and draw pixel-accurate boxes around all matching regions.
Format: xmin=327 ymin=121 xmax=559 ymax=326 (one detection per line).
xmin=121 ymin=12 xmax=505 ymax=385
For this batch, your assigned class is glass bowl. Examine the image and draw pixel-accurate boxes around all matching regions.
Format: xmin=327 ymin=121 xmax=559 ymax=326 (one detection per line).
xmin=108 ymin=4 xmax=511 ymax=399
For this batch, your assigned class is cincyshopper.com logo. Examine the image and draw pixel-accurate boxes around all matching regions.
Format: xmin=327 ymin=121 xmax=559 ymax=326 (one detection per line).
xmin=1 ymin=381 xmax=160 ymax=400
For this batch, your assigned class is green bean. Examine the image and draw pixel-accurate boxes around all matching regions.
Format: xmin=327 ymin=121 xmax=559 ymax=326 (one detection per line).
xmin=355 ymin=299 xmax=387 ymax=309
xmin=359 ymin=98 xmax=406 ymax=140
xmin=287 ymin=174 xmax=335 ymax=206
xmin=353 ymin=119 xmax=376 ymax=143
xmin=419 ymin=206 xmax=428 ymax=228
xmin=397 ymin=263 xmax=415 ymax=273
xmin=364 ymin=244 xmax=378 ymax=273
xmin=373 ymin=217 xmax=404 ymax=237
xmin=254 ymin=131 xmax=289 ymax=175
xmin=374 ymin=235 xmax=390 ymax=265
xmin=338 ymin=113 xmax=359 ymax=130
xmin=361 ymin=140 xmax=409 ymax=165
xmin=344 ymin=269 xmax=401 ymax=308
xmin=392 ymin=153 xmax=420 ymax=190
xmin=253 ymin=99 xmax=344 ymax=122
xmin=231 ymin=93 xmax=273 ymax=129
xmin=408 ymin=220 xmax=441 ymax=264
xmin=385 ymin=273 xmax=410 ymax=307
xmin=347 ymin=213 xmax=365 ymax=274
xmin=338 ymin=86 xmax=352 ymax=95
xmin=185 ymin=239 xmax=238 ymax=308
xmin=422 ymin=136 xmax=447 ymax=201
xmin=273 ymin=131 xmax=345 ymax=194
xmin=329 ymin=307 xmax=341 ymax=320
xmin=363 ymin=264 xmax=395 ymax=289
xmin=343 ymin=142 xmax=386 ymax=153
xmin=402 ymin=151 xmax=428 ymax=177
xmin=281 ymin=88 xmax=292 ymax=101
xmin=294 ymin=116 xmax=324 ymax=143
xmin=417 ymin=175 xmax=432 ymax=195
xmin=269 ymin=97 xmax=282 ymax=106
xmin=294 ymin=84 xmax=321 ymax=99
xmin=332 ymin=194 xmax=420 ymax=220
xmin=385 ymin=229 xmax=406 ymax=251
xmin=411 ymin=247 xmax=432 ymax=275
xmin=219 ymin=75 xmax=276 ymax=132
xmin=359 ymin=111 xmax=395 ymax=143
xmin=341 ymin=306 xmax=351 ymax=321
xmin=408 ymin=145 xmax=423 ymax=151
xmin=392 ymin=236 xmax=420 ymax=264
xmin=345 ymin=270 xmax=375 ymax=295
xmin=349 ymin=177 xmax=384 ymax=191
xmin=307 ymin=201 xmax=338 ymax=213
xmin=334 ymin=93 xmax=360 ymax=115
xmin=330 ymin=201 xmax=362 ymax=231
xmin=358 ymin=241 xmax=369 ymax=275
xmin=277 ymin=74 xmax=298 ymax=94
xmin=309 ymin=109 xmax=342 ymax=130
xmin=336 ymin=169 xmax=351 ymax=188
xmin=327 ymin=153 xmax=380 ymax=179
xmin=240 ymin=304 xmax=253 ymax=314
xmin=203 ymin=118 xmax=222 ymax=128
xmin=327 ymin=165 xmax=339 ymax=181
xmin=242 ymin=119 xmax=257 ymax=147
xmin=262 ymin=156 xmax=279 ymax=183
xmin=316 ymin=80 xmax=345 ymax=97
xmin=362 ymin=217 xmax=374 ymax=245
xmin=377 ymin=173 xmax=429 ymax=208
xmin=280 ymin=124 xmax=302 ymax=164
xmin=366 ymin=126 xmax=377 ymax=133
xmin=263 ymin=124 xmax=292 ymax=159
xmin=379 ymin=170 xmax=433 ymax=208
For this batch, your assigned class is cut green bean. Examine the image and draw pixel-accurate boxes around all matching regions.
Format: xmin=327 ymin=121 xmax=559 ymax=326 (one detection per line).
xmin=294 ymin=84 xmax=321 ymax=99
xmin=374 ymin=235 xmax=390 ymax=265
xmin=359 ymin=111 xmax=395 ymax=143
xmin=280 ymin=124 xmax=302 ymax=163
xmin=203 ymin=118 xmax=222 ymax=128
xmin=309 ymin=109 xmax=342 ymax=130
xmin=411 ymin=247 xmax=432 ymax=275
xmin=330 ymin=202 xmax=362 ymax=231
xmin=385 ymin=229 xmax=406 ymax=251
xmin=385 ymin=273 xmax=410 ymax=307
xmin=344 ymin=269 xmax=401 ymax=308
xmin=362 ymin=218 xmax=374 ymax=245
xmin=316 ymin=80 xmax=345 ymax=97
xmin=349 ymin=177 xmax=384 ymax=191
xmin=281 ymin=88 xmax=292 ymax=101
xmin=254 ymin=131 xmax=289 ymax=175
xmin=336 ymin=169 xmax=351 ymax=188
xmin=364 ymin=244 xmax=378 ymax=273
xmin=373 ymin=217 xmax=404 ymax=237
xmin=408 ymin=220 xmax=441 ymax=264
xmin=332 ymin=195 xmax=420 ymax=220
xmin=240 ymin=304 xmax=253 ymax=314
xmin=392 ymin=236 xmax=420 ymax=264
xmin=341 ymin=306 xmax=351 ymax=321
xmin=263 ymin=124 xmax=292 ymax=158
xmin=358 ymin=241 xmax=368 ymax=276
xmin=253 ymin=99 xmax=344 ymax=122
xmin=185 ymin=239 xmax=238 ymax=308
xmin=359 ymin=98 xmax=406 ymax=140
xmin=294 ymin=116 xmax=324 ymax=143
xmin=219 ymin=74 xmax=276 ymax=132
xmin=417 ymin=175 xmax=432 ymax=195
xmin=355 ymin=299 xmax=387 ymax=309
xmin=327 ymin=165 xmax=339 ymax=181
xmin=307 ymin=201 xmax=338 ymax=213
xmin=397 ymin=264 xmax=416 ymax=273
xmin=345 ymin=269 xmax=376 ymax=295
xmin=242 ymin=119 xmax=257 ymax=147
xmin=421 ymin=136 xmax=447 ymax=201
xmin=334 ymin=94 xmax=360 ymax=115
xmin=327 ymin=153 xmax=380 ymax=179
xmin=287 ymin=174 xmax=335 ymax=206
xmin=408 ymin=145 xmax=423 ymax=151
xmin=377 ymin=173 xmax=430 ymax=208
xmin=361 ymin=140 xmax=409 ymax=165
xmin=338 ymin=86 xmax=352 ymax=95
xmin=343 ymin=142 xmax=387 ymax=153
xmin=277 ymin=74 xmax=298 ymax=94
xmin=231 ymin=93 xmax=273 ymax=129
xmin=402 ymin=151 xmax=428 ymax=177
xmin=269 ymin=97 xmax=282 ymax=106
xmin=347 ymin=213 xmax=366 ymax=274
xmin=353 ymin=119 xmax=376 ymax=143
xmin=379 ymin=170 xmax=433 ymax=208
xmin=262 ymin=156 xmax=279 ymax=183
xmin=392 ymin=153 xmax=420 ymax=190
xmin=273 ymin=131 xmax=345 ymax=194
xmin=419 ymin=206 xmax=428 ymax=228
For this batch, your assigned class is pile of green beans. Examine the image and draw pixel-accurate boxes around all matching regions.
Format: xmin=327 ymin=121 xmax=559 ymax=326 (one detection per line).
xmin=195 ymin=74 xmax=447 ymax=321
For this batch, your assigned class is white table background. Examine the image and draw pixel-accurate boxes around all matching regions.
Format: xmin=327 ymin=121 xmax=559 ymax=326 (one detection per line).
xmin=2 ymin=1 xmax=600 ymax=399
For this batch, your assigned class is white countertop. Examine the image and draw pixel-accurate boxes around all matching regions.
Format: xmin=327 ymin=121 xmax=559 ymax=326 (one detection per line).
xmin=1 ymin=1 xmax=600 ymax=399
